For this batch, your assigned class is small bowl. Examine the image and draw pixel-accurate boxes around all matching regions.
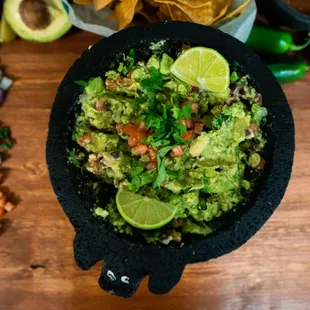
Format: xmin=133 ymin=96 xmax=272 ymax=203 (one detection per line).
xmin=46 ymin=22 xmax=295 ymax=298
xmin=262 ymin=0 xmax=310 ymax=31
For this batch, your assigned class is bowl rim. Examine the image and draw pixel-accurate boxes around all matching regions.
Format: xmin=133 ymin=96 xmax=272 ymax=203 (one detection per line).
xmin=46 ymin=21 xmax=295 ymax=261
xmin=276 ymin=0 xmax=310 ymax=21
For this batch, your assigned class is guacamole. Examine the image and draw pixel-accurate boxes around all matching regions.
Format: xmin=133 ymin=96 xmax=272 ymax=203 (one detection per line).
xmin=70 ymin=44 xmax=268 ymax=245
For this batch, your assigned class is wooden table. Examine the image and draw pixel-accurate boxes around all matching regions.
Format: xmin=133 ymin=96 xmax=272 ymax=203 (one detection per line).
xmin=0 ymin=31 xmax=309 ymax=310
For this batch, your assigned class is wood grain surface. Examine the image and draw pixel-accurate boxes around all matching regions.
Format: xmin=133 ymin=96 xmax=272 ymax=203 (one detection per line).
xmin=0 ymin=31 xmax=309 ymax=310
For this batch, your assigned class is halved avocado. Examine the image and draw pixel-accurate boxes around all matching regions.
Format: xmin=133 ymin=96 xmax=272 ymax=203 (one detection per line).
xmin=3 ymin=0 xmax=72 ymax=43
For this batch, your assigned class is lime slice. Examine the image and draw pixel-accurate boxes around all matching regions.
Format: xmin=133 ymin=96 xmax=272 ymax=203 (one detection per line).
xmin=0 ymin=17 xmax=16 ymax=43
xmin=170 ymin=47 xmax=230 ymax=93
xmin=116 ymin=190 xmax=177 ymax=230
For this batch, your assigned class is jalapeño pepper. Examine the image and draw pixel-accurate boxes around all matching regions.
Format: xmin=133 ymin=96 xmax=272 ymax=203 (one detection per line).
xmin=247 ymin=25 xmax=310 ymax=54
xmin=264 ymin=55 xmax=309 ymax=83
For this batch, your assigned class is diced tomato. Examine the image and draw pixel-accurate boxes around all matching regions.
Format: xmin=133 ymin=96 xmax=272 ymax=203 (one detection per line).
xmin=179 ymin=119 xmax=187 ymax=126
xmin=94 ymin=100 xmax=106 ymax=111
xmin=179 ymin=119 xmax=193 ymax=128
xmin=258 ymin=158 xmax=266 ymax=169
xmin=194 ymin=122 xmax=204 ymax=134
xmin=123 ymin=123 xmax=147 ymax=138
xmin=128 ymin=135 xmax=138 ymax=148
xmin=116 ymin=77 xmax=132 ymax=87
xmin=105 ymin=78 xmax=117 ymax=91
xmin=148 ymin=147 xmax=157 ymax=161
xmin=78 ymin=133 xmax=91 ymax=146
xmin=133 ymin=143 xmax=148 ymax=155
xmin=139 ymin=121 xmax=146 ymax=130
xmin=127 ymin=69 xmax=134 ymax=78
xmin=181 ymin=100 xmax=199 ymax=113
xmin=146 ymin=161 xmax=157 ymax=170
xmin=171 ymin=146 xmax=184 ymax=157
xmin=250 ymin=122 xmax=259 ymax=133
xmin=182 ymin=130 xmax=194 ymax=141
xmin=191 ymin=102 xmax=199 ymax=112
xmin=122 ymin=123 xmax=137 ymax=135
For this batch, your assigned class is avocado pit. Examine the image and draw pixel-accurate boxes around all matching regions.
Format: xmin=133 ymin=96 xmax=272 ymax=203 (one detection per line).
xmin=19 ymin=0 xmax=50 ymax=30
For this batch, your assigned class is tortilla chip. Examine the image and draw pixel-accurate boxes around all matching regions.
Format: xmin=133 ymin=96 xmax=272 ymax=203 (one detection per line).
xmin=145 ymin=0 xmax=160 ymax=8
xmin=73 ymin=0 xmax=93 ymax=5
xmin=172 ymin=0 xmax=213 ymax=9
xmin=166 ymin=4 xmax=193 ymax=22
xmin=212 ymin=0 xmax=232 ymax=24
xmin=93 ymin=0 xmax=112 ymax=10
xmin=155 ymin=0 xmax=226 ymax=25
xmin=137 ymin=8 xmax=161 ymax=23
xmin=114 ymin=0 xmax=140 ymax=30
xmin=136 ymin=0 xmax=144 ymax=12
xmin=215 ymin=0 xmax=251 ymax=24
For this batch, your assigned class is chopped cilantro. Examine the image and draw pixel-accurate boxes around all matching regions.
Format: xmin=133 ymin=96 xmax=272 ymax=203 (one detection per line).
xmin=75 ymin=80 xmax=88 ymax=87
xmin=179 ymin=103 xmax=192 ymax=119
xmin=154 ymin=146 xmax=174 ymax=188
xmin=141 ymin=67 xmax=163 ymax=96
xmin=127 ymin=160 xmax=156 ymax=191
xmin=0 ymin=142 xmax=12 ymax=149
xmin=119 ymin=49 xmax=136 ymax=76
xmin=0 ymin=126 xmax=13 ymax=165
xmin=154 ymin=156 xmax=166 ymax=188
xmin=0 ymin=127 xmax=10 ymax=139
xmin=211 ymin=113 xmax=229 ymax=130
xmin=69 ymin=150 xmax=81 ymax=168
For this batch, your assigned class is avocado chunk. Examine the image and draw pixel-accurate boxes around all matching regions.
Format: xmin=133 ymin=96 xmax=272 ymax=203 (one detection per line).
xmin=3 ymin=0 xmax=71 ymax=43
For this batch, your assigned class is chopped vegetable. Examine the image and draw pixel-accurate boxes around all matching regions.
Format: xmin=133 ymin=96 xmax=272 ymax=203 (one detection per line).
xmin=70 ymin=46 xmax=268 ymax=245
xmin=247 ymin=25 xmax=310 ymax=54
xmin=265 ymin=55 xmax=310 ymax=84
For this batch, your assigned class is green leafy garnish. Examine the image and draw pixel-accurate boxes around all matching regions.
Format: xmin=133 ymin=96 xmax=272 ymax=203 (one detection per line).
xmin=75 ymin=80 xmax=88 ymax=87
xmin=119 ymin=49 xmax=136 ymax=76
xmin=127 ymin=160 xmax=156 ymax=191
xmin=0 ymin=127 xmax=10 ymax=139
xmin=154 ymin=146 xmax=174 ymax=188
xmin=211 ymin=113 xmax=229 ymax=130
xmin=69 ymin=150 xmax=81 ymax=168
xmin=0 ymin=126 xmax=13 ymax=165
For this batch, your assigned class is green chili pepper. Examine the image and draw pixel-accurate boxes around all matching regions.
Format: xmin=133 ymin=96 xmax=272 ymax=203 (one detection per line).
xmin=264 ymin=55 xmax=309 ymax=84
xmin=247 ymin=25 xmax=310 ymax=54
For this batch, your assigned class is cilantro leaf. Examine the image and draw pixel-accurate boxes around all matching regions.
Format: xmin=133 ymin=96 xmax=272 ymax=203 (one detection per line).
xmin=119 ymin=49 xmax=136 ymax=76
xmin=154 ymin=157 xmax=166 ymax=188
xmin=0 ymin=142 xmax=12 ymax=149
xmin=153 ymin=145 xmax=174 ymax=188
xmin=0 ymin=127 xmax=10 ymax=139
xmin=117 ymin=62 xmax=124 ymax=73
xmin=69 ymin=150 xmax=81 ymax=168
xmin=128 ymin=160 xmax=156 ymax=191
xmin=141 ymin=67 xmax=163 ymax=94
xmin=75 ymin=80 xmax=88 ymax=87
xmin=167 ymin=169 xmax=183 ymax=179
xmin=179 ymin=103 xmax=192 ymax=119
xmin=211 ymin=113 xmax=229 ymax=130
xmin=171 ymin=106 xmax=180 ymax=119
xmin=157 ymin=145 xmax=174 ymax=158
xmin=129 ymin=49 xmax=135 ymax=58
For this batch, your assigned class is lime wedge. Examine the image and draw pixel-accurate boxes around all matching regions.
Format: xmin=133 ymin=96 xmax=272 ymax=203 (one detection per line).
xmin=116 ymin=190 xmax=177 ymax=230
xmin=170 ymin=47 xmax=230 ymax=93
xmin=0 ymin=17 xmax=16 ymax=43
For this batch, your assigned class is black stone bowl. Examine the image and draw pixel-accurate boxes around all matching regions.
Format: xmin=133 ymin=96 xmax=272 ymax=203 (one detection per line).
xmin=261 ymin=0 xmax=310 ymax=32
xmin=46 ymin=22 xmax=295 ymax=298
